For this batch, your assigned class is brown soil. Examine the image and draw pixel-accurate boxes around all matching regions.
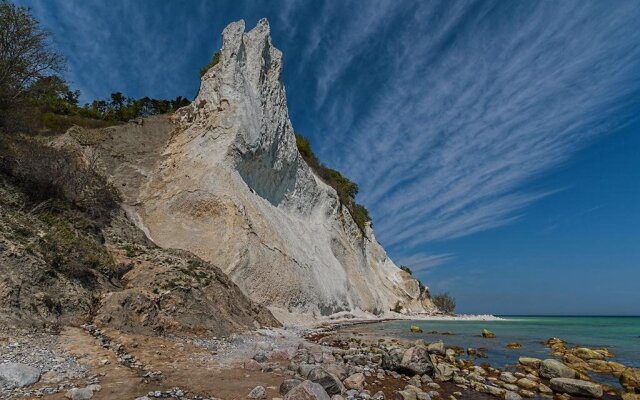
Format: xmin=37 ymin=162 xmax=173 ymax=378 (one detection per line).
xmin=39 ymin=327 xmax=288 ymax=399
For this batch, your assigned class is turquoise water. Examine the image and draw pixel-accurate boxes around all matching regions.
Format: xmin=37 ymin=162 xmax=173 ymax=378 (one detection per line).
xmin=353 ymin=316 xmax=640 ymax=387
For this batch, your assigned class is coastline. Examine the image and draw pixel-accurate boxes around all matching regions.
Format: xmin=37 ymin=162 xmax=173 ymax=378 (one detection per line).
xmin=270 ymin=306 xmax=504 ymax=331
xmin=2 ymin=316 xmax=637 ymax=399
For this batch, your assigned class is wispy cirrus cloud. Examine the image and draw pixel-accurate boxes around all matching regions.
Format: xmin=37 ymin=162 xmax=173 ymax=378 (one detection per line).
xmin=293 ymin=1 xmax=640 ymax=263
xmin=396 ymin=253 xmax=454 ymax=273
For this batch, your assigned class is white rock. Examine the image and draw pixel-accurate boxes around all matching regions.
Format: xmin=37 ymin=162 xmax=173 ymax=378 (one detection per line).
xmin=88 ymin=18 xmax=437 ymax=318
xmin=0 ymin=362 xmax=40 ymax=389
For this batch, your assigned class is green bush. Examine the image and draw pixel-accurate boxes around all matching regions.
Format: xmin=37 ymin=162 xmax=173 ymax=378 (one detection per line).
xmin=399 ymin=265 xmax=412 ymax=274
xmin=295 ymin=133 xmax=372 ymax=234
xmin=433 ymin=292 xmax=456 ymax=314
xmin=200 ymin=51 xmax=221 ymax=77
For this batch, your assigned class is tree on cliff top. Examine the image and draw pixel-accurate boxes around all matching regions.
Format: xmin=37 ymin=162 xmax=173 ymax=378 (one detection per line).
xmin=0 ymin=0 xmax=64 ymax=109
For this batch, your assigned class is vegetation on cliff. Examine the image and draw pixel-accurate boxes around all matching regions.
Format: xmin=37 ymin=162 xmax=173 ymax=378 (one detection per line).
xmin=199 ymin=50 xmax=221 ymax=77
xmin=433 ymin=292 xmax=456 ymax=314
xmin=295 ymin=133 xmax=371 ymax=234
xmin=0 ymin=1 xmax=189 ymax=134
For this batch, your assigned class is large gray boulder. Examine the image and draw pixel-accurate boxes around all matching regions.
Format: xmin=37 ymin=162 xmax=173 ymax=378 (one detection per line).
xmin=343 ymin=373 xmax=365 ymax=390
xmin=540 ymin=359 xmax=577 ymax=379
xmin=65 ymin=388 xmax=94 ymax=400
xmin=0 ymin=362 xmax=41 ymax=389
xmin=284 ymin=380 xmax=331 ymax=400
xmin=383 ymin=348 xmax=405 ymax=371
xmin=433 ymin=363 xmax=455 ymax=381
xmin=550 ymin=378 xmax=603 ymax=398
xmin=308 ymin=367 xmax=344 ymax=395
xmin=281 ymin=379 xmax=303 ymax=395
xmin=426 ymin=341 xmax=445 ymax=355
xmin=400 ymin=346 xmax=434 ymax=376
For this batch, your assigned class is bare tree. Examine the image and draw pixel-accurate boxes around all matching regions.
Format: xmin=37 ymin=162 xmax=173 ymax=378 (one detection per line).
xmin=0 ymin=0 xmax=64 ymax=108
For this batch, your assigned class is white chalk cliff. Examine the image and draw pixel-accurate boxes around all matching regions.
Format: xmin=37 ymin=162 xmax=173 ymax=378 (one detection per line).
xmin=78 ymin=19 xmax=436 ymax=320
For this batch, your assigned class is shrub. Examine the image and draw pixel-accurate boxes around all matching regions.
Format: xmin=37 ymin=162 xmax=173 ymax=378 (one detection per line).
xmin=433 ymin=292 xmax=456 ymax=314
xmin=0 ymin=137 xmax=119 ymax=222
xmin=200 ymin=51 xmax=221 ymax=77
xmin=392 ymin=301 xmax=403 ymax=313
xmin=399 ymin=265 xmax=412 ymax=274
xmin=294 ymin=133 xmax=372 ymax=234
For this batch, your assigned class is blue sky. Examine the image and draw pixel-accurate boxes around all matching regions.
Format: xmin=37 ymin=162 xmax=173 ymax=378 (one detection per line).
xmin=17 ymin=0 xmax=640 ymax=315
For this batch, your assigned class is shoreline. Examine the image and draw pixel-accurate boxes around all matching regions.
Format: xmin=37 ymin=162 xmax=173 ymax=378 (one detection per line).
xmin=272 ymin=308 xmax=505 ymax=332
xmin=2 ymin=316 xmax=636 ymax=399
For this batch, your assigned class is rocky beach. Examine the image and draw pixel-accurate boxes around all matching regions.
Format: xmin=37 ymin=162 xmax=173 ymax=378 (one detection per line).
xmin=2 ymin=317 xmax=639 ymax=399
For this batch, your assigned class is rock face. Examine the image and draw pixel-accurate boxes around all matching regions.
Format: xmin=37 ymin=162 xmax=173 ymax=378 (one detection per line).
xmin=0 ymin=150 xmax=278 ymax=335
xmin=67 ymin=19 xmax=435 ymax=318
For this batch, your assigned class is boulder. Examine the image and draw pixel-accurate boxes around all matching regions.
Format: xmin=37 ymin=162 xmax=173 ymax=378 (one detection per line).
xmin=608 ymin=361 xmax=627 ymax=375
xmin=308 ymin=367 xmax=344 ymax=395
xmin=284 ymin=380 xmax=331 ymax=400
xmin=0 ymin=362 xmax=41 ymax=389
xmin=394 ymin=390 xmax=417 ymax=400
xmin=281 ymin=379 xmax=303 ymax=395
xmin=427 ymin=341 xmax=445 ymax=355
xmin=563 ymin=353 xmax=590 ymax=370
xmin=549 ymin=378 xmax=603 ymax=398
xmin=622 ymin=393 xmax=640 ymax=400
xmin=383 ymin=348 xmax=405 ymax=371
xmin=519 ymin=389 xmax=535 ymax=398
xmin=410 ymin=326 xmax=423 ymax=333
xmin=538 ymin=383 xmax=553 ymax=394
xmin=516 ymin=378 xmax=538 ymax=390
xmin=324 ymin=363 xmax=347 ymax=381
xmin=500 ymin=372 xmax=518 ymax=384
xmin=506 ymin=342 xmax=522 ymax=349
xmin=343 ymin=373 xmax=365 ymax=390
xmin=299 ymin=364 xmax=317 ymax=378
xmin=373 ymin=391 xmax=385 ymax=400
xmin=481 ymin=329 xmax=496 ymax=338
xmin=65 ymin=388 xmax=94 ymax=400
xmin=505 ymin=391 xmax=522 ymax=400
xmin=620 ymin=368 xmax=640 ymax=391
xmin=539 ymin=359 xmax=577 ymax=379
xmin=518 ymin=357 xmax=541 ymax=369
xmin=400 ymin=346 xmax=434 ymax=376
xmin=248 ymin=386 xmax=267 ymax=399
xmin=571 ymin=348 xmax=605 ymax=360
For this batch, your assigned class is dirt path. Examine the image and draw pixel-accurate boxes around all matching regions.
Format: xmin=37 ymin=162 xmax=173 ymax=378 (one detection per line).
xmin=39 ymin=326 xmax=294 ymax=399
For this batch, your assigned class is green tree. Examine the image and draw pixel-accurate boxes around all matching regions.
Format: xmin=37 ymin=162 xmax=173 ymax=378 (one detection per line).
xmin=0 ymin=0 xmax=64 ymax=109
xmin=433 ymin=292 xmax=456 ymax=314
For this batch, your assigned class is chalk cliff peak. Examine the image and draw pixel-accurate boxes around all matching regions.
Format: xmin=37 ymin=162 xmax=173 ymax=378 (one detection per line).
xmin=69 ymin=19 xmax=436 ymax=320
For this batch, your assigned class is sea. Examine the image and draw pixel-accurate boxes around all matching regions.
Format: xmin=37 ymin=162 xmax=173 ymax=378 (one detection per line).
xmin=350 ymin=316 xmax=640 ymax=388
